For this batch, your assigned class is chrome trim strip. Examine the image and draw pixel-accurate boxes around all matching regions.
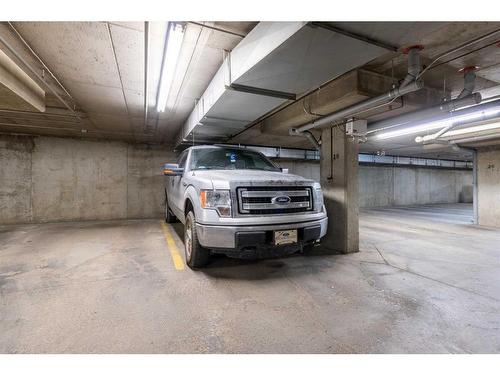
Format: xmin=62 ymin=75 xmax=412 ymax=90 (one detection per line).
xmin=242 ymin=202 xmax=311 ymax=210
xmin=241 ymin=190 xmax=310 ymax=197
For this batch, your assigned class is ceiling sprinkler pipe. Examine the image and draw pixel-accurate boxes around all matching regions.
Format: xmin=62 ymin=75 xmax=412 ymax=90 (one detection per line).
xmin=450 ymin=133 xmax=500 ymax=144
xmin=291 ymin=47 xmax=424 ymax=135
xmin=293 ymin=80 xmax=423 ymax=134
xmin=449 ymin=143 xmax=473 ymax=154
xmin=303 ymin=130 xmax=320 ymax=150
xmin=368 ymin=93 xmax=482 ymax=134
xmin=415 ymin=99 xmax=500 ymax=143
xmin=457 ymin=67 xmax=477 ymax=100
xmin=289 ymin=128 xmax=320 ymax=150
xmin=399 ymin=45 xmax=423 ymax=89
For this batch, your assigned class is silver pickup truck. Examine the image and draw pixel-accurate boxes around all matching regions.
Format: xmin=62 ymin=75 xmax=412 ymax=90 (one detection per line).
xmin=163 ymin=145 xmax=327 ymax=268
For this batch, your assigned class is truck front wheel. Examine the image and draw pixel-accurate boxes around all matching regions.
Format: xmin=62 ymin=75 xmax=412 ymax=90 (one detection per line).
xmin=184 ymin=210 xmax=210 ymax=268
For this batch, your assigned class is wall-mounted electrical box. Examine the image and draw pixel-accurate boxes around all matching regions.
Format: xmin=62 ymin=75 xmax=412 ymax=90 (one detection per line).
xmin=345 ymin=119 xmax=367 ymax=137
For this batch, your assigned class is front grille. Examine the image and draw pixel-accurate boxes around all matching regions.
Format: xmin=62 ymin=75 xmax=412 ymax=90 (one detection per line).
xmin=237 ymin=186 xmax=313 ymax=215
xmin=243 ymin=196 xmax=310 ymax=203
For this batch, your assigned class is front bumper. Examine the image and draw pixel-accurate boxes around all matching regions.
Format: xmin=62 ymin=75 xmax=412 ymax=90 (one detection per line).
xmin=195 ymin=216 xmax=328 ymax=253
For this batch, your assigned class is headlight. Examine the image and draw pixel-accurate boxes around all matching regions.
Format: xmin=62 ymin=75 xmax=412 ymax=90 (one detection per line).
xmin=200 ymin=190 xmax=232 ymax=217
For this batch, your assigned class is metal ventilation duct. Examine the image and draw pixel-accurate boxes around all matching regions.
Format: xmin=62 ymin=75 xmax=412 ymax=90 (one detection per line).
xmin=176 ymin=22 xmax=389 ymax=145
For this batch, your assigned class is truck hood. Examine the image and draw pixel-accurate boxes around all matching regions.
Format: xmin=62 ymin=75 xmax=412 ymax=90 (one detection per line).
xmin=191 ymin=169 xmax=315 ymax=189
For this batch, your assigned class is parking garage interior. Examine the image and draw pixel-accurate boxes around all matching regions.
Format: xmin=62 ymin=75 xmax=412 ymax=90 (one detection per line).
xmin=1 ymin=19 xmax=500 ymax=354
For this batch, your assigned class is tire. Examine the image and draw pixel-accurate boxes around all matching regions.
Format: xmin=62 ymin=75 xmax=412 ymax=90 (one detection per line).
xmin=184 ymin=210 xmax=210 ymax=268
xmin=165 ymin=192 xmax=177 ymax=223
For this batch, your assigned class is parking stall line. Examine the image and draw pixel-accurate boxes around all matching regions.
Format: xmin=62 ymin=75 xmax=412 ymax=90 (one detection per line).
xmin=161 ymin=221 xmax=185 ymax=271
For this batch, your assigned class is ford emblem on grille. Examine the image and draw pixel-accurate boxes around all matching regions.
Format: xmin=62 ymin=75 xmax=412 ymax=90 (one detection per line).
xmin=272 ymin=195 xmax=291 ymax=205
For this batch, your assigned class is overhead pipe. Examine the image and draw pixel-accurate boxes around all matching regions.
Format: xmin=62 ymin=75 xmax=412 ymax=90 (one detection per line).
xmin=290 ymin=46 xmax=424 ymax=135
xmin=450 ymin=133 xmax=500 ymax=144
xmin=457 ymin=67 xmax=476 ymax=99
xmin=303 ymin=130 xmax=321 ymax=150
xmin=422 ymin=121 xmax=461 ymax=144
xmin=449 ymin=142 xmax=472 ymax=154
xmin=289 ymin=129 xmax=320 ymax=150
xmin=415 ymin=28 xmax=500 ymax=81
xmin=427 ymin=133 xmax=500 ymax=154
xmin=370 ymin=68 xmax=482 ymax=139
xmin=409 ymin=32 xmax=500 ymax=160
xmin=396 ymin=32 xmax=500 ymax=155
xmin=292 ymin=80 xmax=423 ymax=134
xmin=415 ymin=98 xmax=500 ymax=144
xmin=368 ymin=93 xmax=482 ymax=134
xmin=399 ymin=45 xmax=423 ymax=89
xmin=144 ymin=21 xmax=149 ymax=130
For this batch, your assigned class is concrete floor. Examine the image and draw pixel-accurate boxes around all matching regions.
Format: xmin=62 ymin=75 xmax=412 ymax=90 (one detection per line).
xmin=1 ymin=203 xmax=499 ymax=353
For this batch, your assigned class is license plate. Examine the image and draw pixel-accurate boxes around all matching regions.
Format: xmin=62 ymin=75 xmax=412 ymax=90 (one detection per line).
xmin=274 ymin=229 xmax=298 ymax=245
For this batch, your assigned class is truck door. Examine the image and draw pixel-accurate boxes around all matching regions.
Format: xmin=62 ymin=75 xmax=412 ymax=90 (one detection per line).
xmin=169 ymin=150 xmax=188 ymax=218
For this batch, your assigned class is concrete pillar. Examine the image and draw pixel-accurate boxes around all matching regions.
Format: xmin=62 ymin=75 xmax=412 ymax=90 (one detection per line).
xmin=473 ymin=149 xmax=478 ymax=224
xmin=319 ymin=127 xmax=359 ymax=253
xmin=476 ymin=146 xmax=500 ymax=228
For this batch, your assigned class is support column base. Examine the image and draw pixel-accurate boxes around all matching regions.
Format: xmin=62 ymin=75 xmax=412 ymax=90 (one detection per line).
xmin=319 ymin=127 xmax=359 ymax=254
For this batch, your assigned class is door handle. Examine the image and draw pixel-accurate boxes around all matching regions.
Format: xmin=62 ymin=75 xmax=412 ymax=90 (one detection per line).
xmin=182 ymin=181 xmax=187 ymax=187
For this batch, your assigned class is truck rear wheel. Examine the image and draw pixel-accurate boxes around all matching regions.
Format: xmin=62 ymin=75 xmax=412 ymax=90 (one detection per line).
xmin=184 ymin=210 xmax=210 ymax=268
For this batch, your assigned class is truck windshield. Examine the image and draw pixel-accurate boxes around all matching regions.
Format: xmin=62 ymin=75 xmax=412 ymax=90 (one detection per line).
xmin=190 ymin=148 xmax=280 ymax=171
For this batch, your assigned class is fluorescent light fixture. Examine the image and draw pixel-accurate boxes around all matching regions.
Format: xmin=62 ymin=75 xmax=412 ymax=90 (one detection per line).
xmin=444 ymin=121 xmax=500 ymax=137
xmin=376 ymin=118 xmax=453 ymax=140
xmin=376 ymin=107 xmax=500 ymax=140
xmin=156 ymin=22 xmax=184 ymax=112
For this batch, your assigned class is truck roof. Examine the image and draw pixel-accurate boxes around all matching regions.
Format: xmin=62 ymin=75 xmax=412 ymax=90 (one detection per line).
xmin=185 ymin=144 xmax=249 ymax=150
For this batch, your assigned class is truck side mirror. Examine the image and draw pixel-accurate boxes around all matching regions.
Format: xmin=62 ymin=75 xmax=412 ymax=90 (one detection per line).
xmin=163 ymin=163 xmax=184 ymax=176
xmin=281 ymin=168 xmax=289 ymax=174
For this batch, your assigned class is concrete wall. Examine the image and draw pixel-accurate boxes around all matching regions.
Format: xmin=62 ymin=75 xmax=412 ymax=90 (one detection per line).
xmin=359 ymin=165 xmax=473 ymax=207
xmin=477 ymin=148 xmax=500 ymax=228
xmin=274 ymin=159 xmax=321 ymax=181
xmin=276 ymin=160 xmax=473 ymax=208
xmin=1 ymin=136 xmax=474 ymax=225
xmin=0 ymin=135 xmax=33 ymax=224
xmin=0 ymin=135 xmax=175 ymax=224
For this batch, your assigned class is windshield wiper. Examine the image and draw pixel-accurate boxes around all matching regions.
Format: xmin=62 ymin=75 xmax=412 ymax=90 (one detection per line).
xmin=194 ymin=166 xmax=226 ymax=170
xmin=244 ymin=167 xmax=278 ymax=171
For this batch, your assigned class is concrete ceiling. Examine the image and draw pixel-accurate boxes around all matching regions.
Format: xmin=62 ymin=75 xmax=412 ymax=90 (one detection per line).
xmin=1 ymin=21 xmax=500 ymax=161
xmin=351 ymin=22 xmax=500 ymax=160
xmin=230 ymin=22 xmax=500 ymax=160
xmin=0 ymin=21 xmax=257 ymax=143
xmin=156 ymin=21 xmax=257 ymax=142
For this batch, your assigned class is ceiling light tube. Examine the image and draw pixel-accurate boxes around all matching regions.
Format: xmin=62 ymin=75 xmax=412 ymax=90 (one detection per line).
xmin=441 ymin=121 xmax=500 ymax=137
xmin=376 ymin=118 xmax=453 ymax=140
xmin=414 ymin=108 xmax=500 ymax=143
xmin=156 ymin=22 xmax=184 ymax=112
xmin=376 ymin=107 xmax=500 ymax=140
